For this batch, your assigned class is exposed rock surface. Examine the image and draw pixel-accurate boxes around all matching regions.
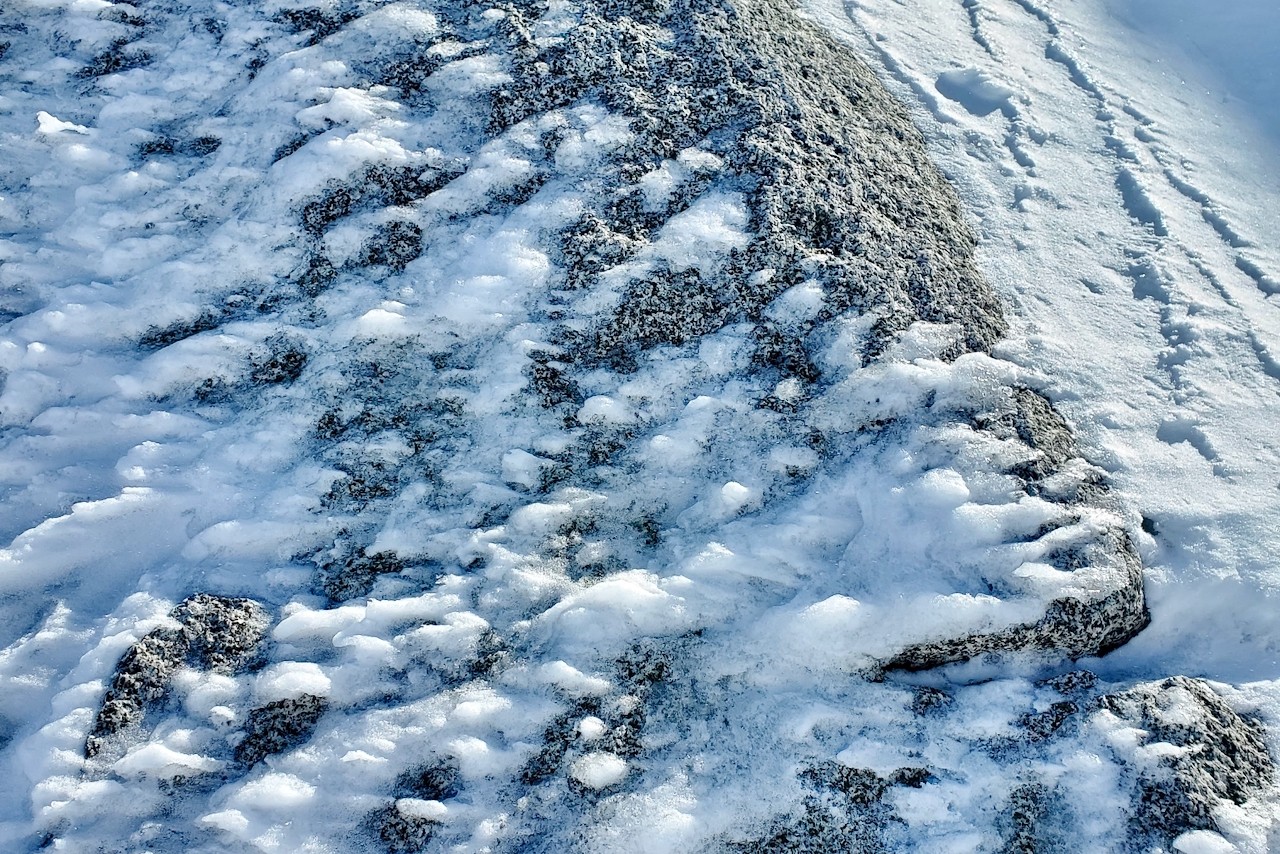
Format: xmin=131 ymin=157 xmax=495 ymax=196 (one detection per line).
xmin=86 ymin=594 xmax=270 ymax=759
xmin=234 ymin=693 xmax=329 ymax=767
xmin=0 ymin=0 xmax=1272 ymax=849
xmin=1102 ymin=676 xmax=1275 ymax=845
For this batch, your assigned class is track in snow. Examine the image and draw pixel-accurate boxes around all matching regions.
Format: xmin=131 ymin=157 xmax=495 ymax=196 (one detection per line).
xmin=810 ymin=0 xmax=1280 ymax=686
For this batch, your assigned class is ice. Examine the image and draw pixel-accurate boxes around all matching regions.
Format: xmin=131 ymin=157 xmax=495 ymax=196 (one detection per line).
xmin=535 ymin=661 xmax=613 ymax=697
xmin=113 ymin=743 xmax=223 ymax=778
xmin=576 ymin=395 xmax=635 ymax=425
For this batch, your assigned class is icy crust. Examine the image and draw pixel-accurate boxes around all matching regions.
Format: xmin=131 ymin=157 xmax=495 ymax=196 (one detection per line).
xmin=0 ymin=0 xmax=1270 ymax=849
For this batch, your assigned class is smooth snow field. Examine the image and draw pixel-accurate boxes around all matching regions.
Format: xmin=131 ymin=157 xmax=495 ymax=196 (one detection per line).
xmin=1 ymin=0 xmax=1279 ymax=851
xmin=1106 ymin=0 xmax=1280 ymax=148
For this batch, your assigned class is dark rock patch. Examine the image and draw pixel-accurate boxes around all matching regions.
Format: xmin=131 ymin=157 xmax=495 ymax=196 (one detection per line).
xmin=360 ymin=220 xmax=424 ymax=272
xmin=250 ymin=335 xmax=308 ymax=386
xmin=724 ymin=762 xmax=928 ymax=853
xmin=316 ymin=547 xmax=409 ymax=603
xmin=86 ymin=595 xmax=270 ymax=758
xmin=997 ymin=783 xmax=1070 ymax=854
xmin=138 ymin=310 xmax=224 ymax=350
xmin=395 ymin=757 xmax=462 ymax=802
xmin=366 ymin=801 xmax=440 ymax=854
xmin=234 ymin=693 xmax=329 ymax=767
xmin=273 ymin=7 xmax=357 ymax=46
xmin=76 ymin=39 xmax=151 ymax=78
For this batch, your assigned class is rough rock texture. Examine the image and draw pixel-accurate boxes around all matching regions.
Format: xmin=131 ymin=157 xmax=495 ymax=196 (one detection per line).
xmin=86 ymin=595 xmax=270 ymax=758
xmin=4 ymin=0 xmax=1271 ymax=848
xmin=492 ymin=0 xmax=1008 ymax=358
xmin=997 ymin=783 xmax=1064 ymax=854
xmin=234 ymin=693 xmax=329 ymax=768
xmin=1102 ymin=676 xmax=1275 ymax=845
xmin=720 ymin=763 xmax=931 ymax=853
xmin=961 ymin=672 xmax=1276 ymax=852
xmin=282 ymin=0 xmax=1142 ymax=665
xmin=367 ymin=800 xmax=441 ymax=854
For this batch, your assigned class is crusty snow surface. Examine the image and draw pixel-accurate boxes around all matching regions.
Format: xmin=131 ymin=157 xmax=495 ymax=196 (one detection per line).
xmin=1 ymin=0 xmax=1278 ymax=851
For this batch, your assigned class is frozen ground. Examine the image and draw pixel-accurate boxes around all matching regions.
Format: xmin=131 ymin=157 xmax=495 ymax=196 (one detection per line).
xmin=1 ymin=0 xmax=1278 ymax=851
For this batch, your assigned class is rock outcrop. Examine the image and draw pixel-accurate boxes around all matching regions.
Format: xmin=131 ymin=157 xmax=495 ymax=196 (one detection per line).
xmin=86 ymin=595 xmax=270 ymax=759
xmin=1 ymin=0 xmax=1270 ymax=849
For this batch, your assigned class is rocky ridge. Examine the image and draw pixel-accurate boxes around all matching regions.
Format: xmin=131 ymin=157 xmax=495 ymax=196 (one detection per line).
xmin=0 ymin=0 xmax=1272 ymax=849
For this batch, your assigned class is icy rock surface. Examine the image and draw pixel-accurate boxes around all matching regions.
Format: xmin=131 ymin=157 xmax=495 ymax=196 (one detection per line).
xmin=0 ymin=0 xmax=1272 ymax=850
xmin=1101 ymin=677 xmax=1274 ymax=845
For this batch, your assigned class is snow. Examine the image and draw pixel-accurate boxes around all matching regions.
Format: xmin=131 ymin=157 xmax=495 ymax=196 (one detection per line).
xmin=113 ymin=742 xmax=224 ymax=779
xmin=570 ymin=752 xmax=629 ymax=790
xmin=1173 ymin=829 xmax=1239 ymax=854
xmin=1105 ymin=0 xmax=1280 ymax=149
xmin=0 ymin=0 xmax=1278 ymax=849
xmin=254 ymin=662 xmax=332 ymax=702
xmin=807 ymin=0 xmax=1280 ymax=685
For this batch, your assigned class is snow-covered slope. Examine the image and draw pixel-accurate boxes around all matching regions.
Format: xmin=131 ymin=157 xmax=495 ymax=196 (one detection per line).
xmin=0 ymin=0 xmax=1275 ymax=851
xmin=805 ymin=0 xmax=1280 ymax=846
xmin=807 ymin=0 xmax=1280 ymax=702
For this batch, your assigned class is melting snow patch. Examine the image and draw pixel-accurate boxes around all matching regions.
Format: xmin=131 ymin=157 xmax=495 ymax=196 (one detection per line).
xmin=254 ymin=662 xmax=332 ymax=702
xmin=395 ymin=797 xmax=449 ymax=821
